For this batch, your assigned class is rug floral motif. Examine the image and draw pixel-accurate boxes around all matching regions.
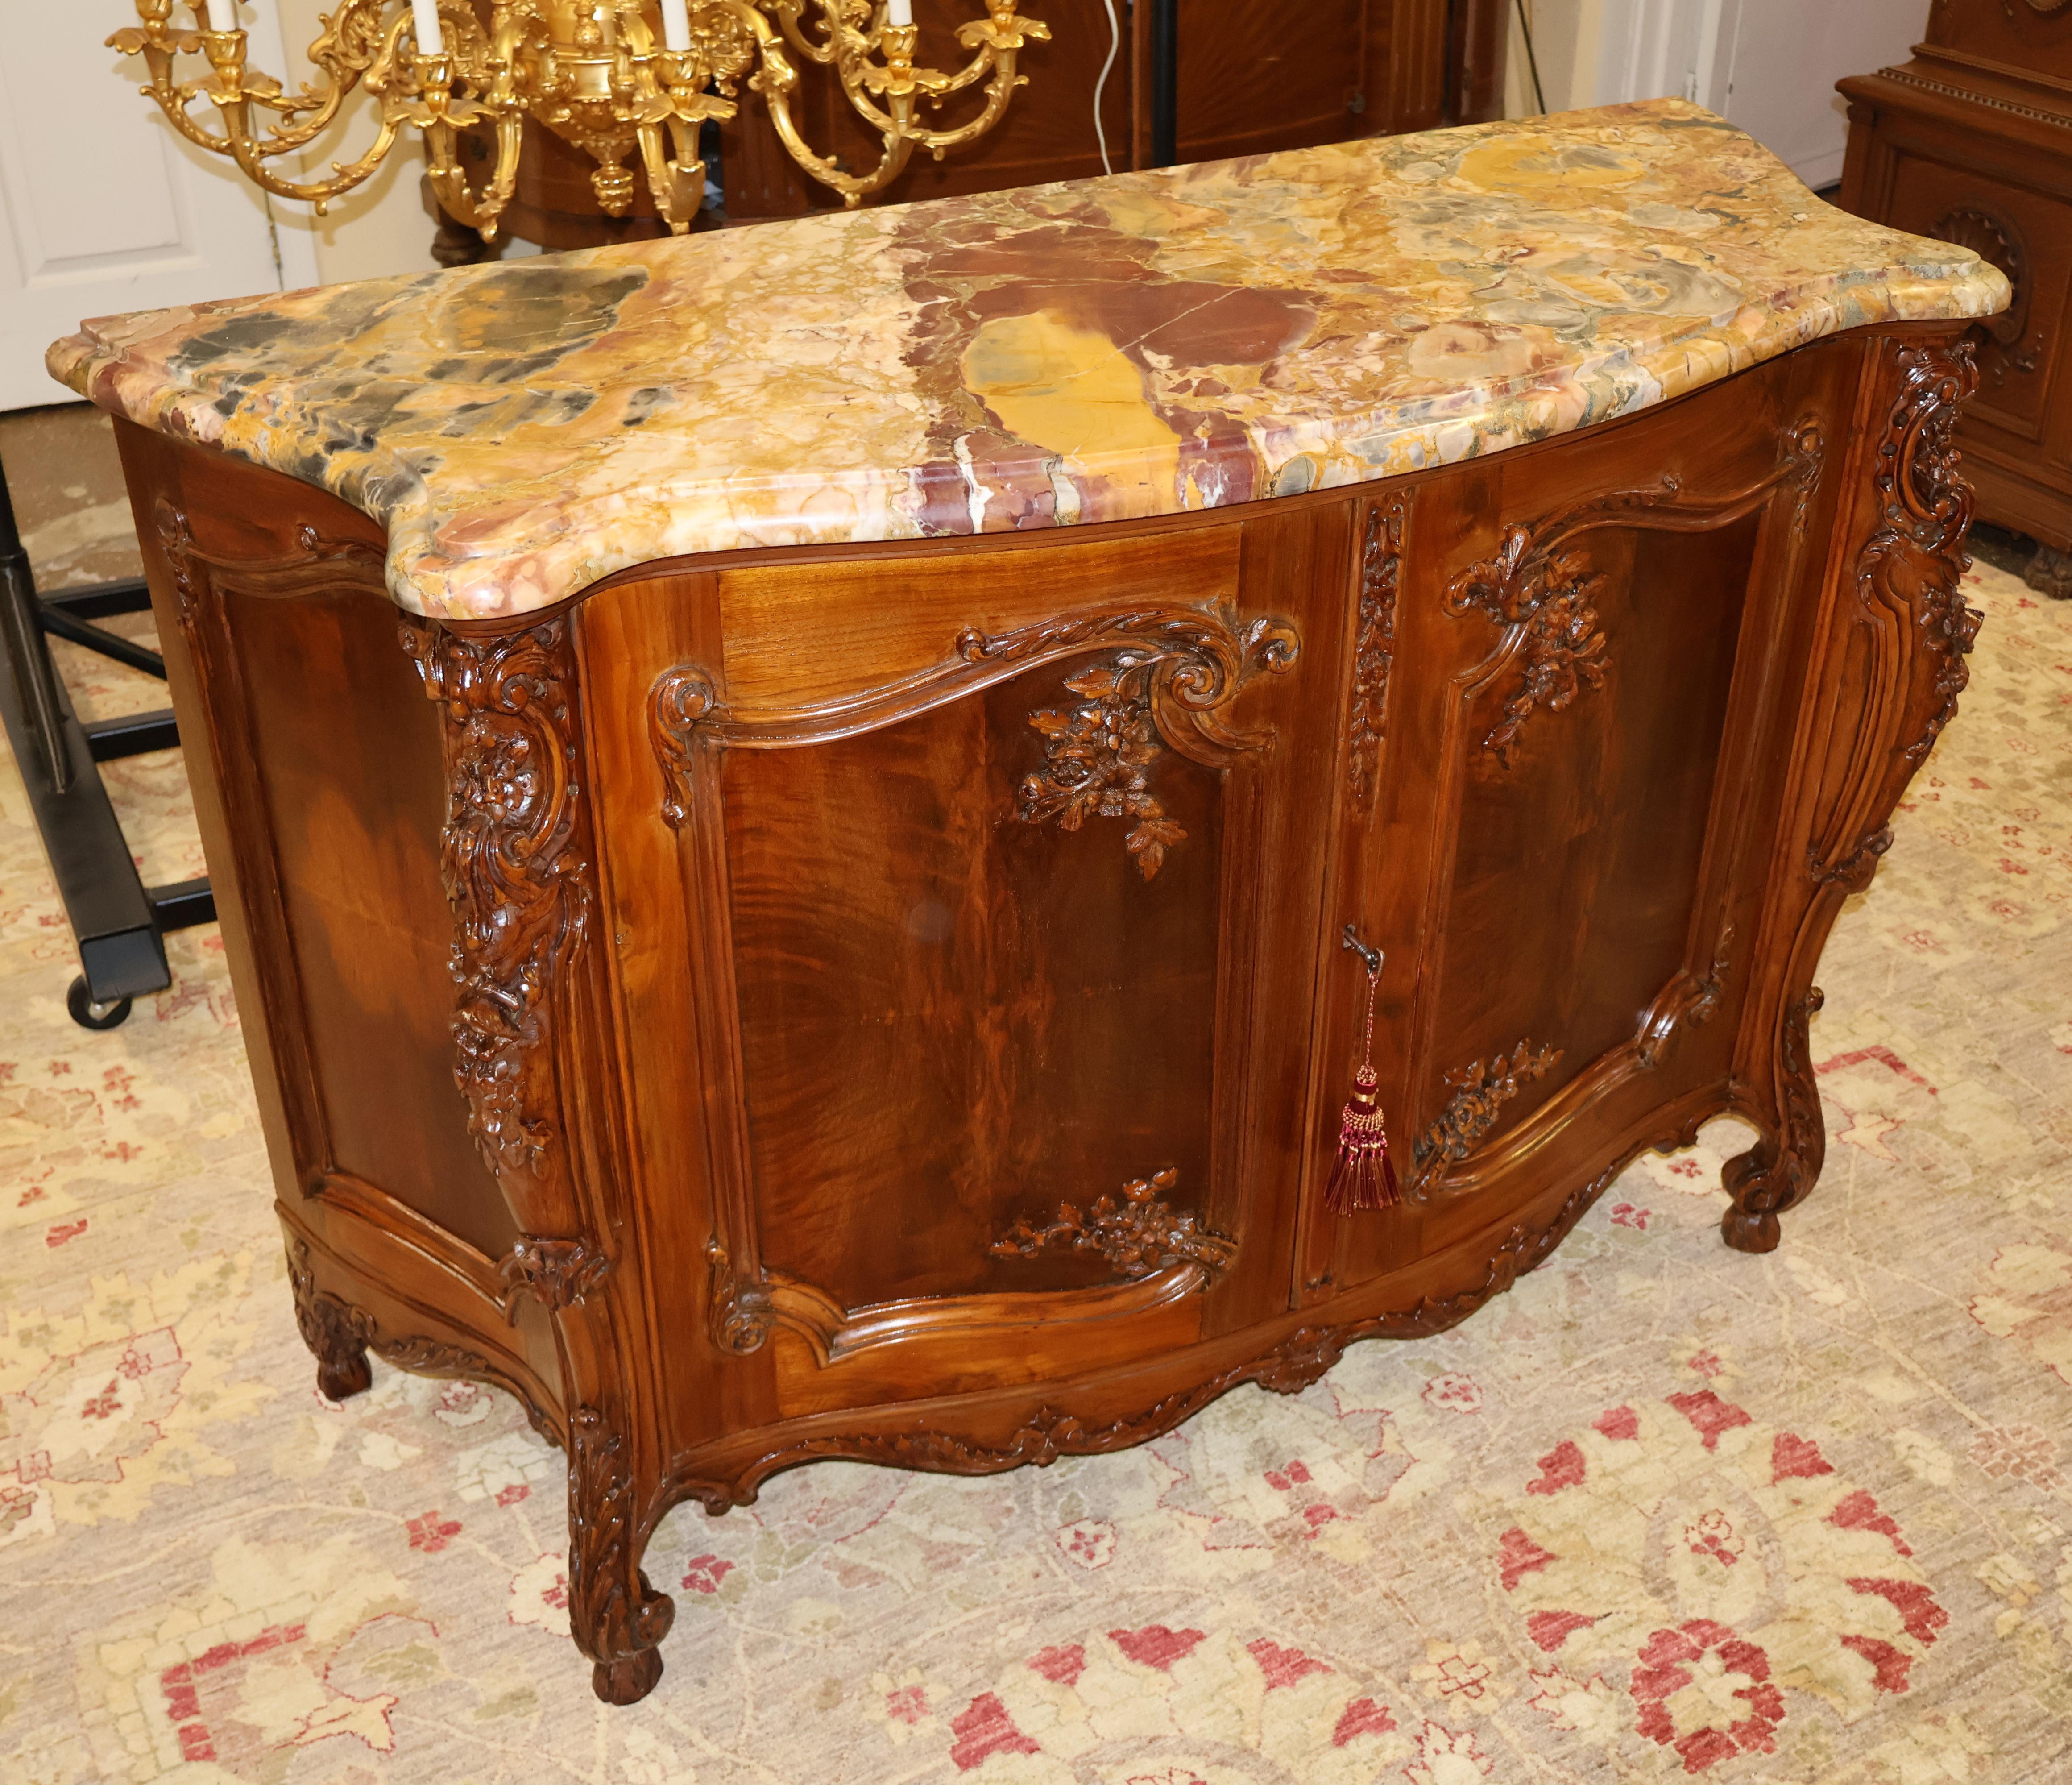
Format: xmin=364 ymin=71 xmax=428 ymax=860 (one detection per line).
xmin=1 ymin=565 xmax=2068 ymax=1783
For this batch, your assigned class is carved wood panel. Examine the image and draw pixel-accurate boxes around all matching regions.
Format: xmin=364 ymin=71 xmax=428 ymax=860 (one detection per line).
xmin=646 ymin=597 xmax=1300 ymax=1374
xmin=1310 ymin=358 xmax=1841 ymax=1298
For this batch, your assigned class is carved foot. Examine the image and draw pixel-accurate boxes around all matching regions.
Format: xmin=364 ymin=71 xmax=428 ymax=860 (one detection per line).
xmin=593 ymin=1646 xmax=664 ymax=1705
xmin=286 ymin=1239 xmax=375 ymax=1400
xmin=2025 ymin=543 xmax=2072 ymax=601
xmin=568 ymin=1407 xmax=674 ymax=1708
xmin=316 ymin=1348 xmax=374 ymax=1401
xmin=1720 ymin=1136 xmax=1809 ymax=1254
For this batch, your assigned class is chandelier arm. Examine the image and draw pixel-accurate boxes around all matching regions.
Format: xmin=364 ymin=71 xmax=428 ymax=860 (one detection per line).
xmin=900 ymin=56 xmax=1028 ymax=151
xmin=765 ymin=0 xmax=851 ymax=67
xmin=423 ymin=107 xmax=525 ymax=237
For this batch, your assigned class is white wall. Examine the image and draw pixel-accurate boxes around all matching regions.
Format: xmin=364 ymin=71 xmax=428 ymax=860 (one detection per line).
xmin=1507 ymin=0 xmax=1927 ymax=188
xmin=269 ymin=0 xmax=447 ymax=287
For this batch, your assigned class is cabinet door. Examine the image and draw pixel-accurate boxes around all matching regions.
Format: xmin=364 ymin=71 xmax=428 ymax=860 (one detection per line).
xmin=588 ymin=506 xmax=1352 ymax=1430
xmin=1299 ymin=345 xmax=1851 ymax=1301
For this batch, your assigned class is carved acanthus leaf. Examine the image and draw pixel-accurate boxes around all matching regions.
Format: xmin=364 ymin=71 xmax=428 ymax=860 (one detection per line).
xmin=1409 ymin=1039 xmax=1563 ymax=1186
xmin=991 ymin=1167 xmax=1236 ymax=1282
xmin=399 ymin=618 xmax=589 ymax=1201
xmin=1347 ymin=495 xmax=1406 ymax=806
xmin=566 ymin=1403 xmax=675 ymax=1693
xmin=1856 ymin=340 xmax=1985 ymax=764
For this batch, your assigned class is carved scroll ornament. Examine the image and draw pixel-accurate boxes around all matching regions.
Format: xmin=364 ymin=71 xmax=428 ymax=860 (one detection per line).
xmin=399 ymin=618 xmax=589 ymax=1203
xmin=499 ymin=1236 xmax=613 ymax=1318
xmin=991 ymin=1167 xmax=1236 ymax=1283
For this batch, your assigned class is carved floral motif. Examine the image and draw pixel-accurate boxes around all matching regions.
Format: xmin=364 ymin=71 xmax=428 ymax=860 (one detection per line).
xmin=980 ymin=608 xmax=1298 ymax=880
xmin=1347 ymin=495 xmax=1406 ymax=806
xmin=991 ymin=1167 xmax=1237 ymax=1282
xmin=1445 ymin=480 xmax=1678 ymax=766
xmin=1410 ymin=1039 xmax=1563 ymax=1184
xmin=398 ymin=619 xmax=589 ymax=1198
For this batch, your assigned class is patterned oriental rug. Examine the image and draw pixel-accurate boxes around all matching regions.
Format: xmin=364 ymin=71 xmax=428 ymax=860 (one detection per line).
xmin=1 ymin=556 xmax=2068 ymax=1785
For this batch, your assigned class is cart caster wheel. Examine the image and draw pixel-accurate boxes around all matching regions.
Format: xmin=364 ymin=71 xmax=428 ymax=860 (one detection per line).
xmin=66 ymin=976 xmax=132 ymax=1031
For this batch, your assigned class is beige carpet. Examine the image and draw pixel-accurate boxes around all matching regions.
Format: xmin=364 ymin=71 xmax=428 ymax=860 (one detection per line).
xmin=2 ymin=514 xmax=2069 ymax=1781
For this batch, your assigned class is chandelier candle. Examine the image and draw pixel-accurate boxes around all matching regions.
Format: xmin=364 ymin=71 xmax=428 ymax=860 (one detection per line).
xmin=659 ymin=0 xmax=692 ymax=50
xmin=205 ymin=0 xmax=236 ymax=29
xmin=887 ymin=0 xmax=914 ymax=25
xmin=409 ymin=0 xmax=443 ymax=55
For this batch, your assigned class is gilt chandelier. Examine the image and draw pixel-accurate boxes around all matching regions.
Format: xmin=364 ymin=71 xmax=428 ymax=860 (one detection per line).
xmin=112 ymin=0 xmax=1052 ymax=238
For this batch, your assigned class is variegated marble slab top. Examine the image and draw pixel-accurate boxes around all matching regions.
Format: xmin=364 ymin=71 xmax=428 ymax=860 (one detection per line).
xmin=50 ymin=99 xmax=2006 ymax=621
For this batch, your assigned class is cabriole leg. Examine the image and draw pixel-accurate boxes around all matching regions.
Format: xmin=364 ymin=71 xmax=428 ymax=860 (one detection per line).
xmin=566 ymin=1405 xmax=675 ymax=1704
xmin=1721 ymin=987 xmax=1826 ymax=1254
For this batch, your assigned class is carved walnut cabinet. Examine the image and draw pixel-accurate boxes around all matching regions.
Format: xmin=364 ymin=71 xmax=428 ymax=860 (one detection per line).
xmin=56 ymin=104 xmax=2003 ymax=1703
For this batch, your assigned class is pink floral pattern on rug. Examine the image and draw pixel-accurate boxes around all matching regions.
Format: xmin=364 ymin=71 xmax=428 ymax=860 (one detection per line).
xmin=2 ymin=558 xmax=2068 ymax=1785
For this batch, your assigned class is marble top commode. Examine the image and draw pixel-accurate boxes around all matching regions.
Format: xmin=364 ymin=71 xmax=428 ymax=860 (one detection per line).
xmin=50 ymin=99 xmax=2007 ymax=621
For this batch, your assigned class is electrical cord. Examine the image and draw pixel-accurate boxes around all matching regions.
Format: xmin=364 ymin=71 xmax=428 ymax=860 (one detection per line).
xmin=1094 ymin=0 xmax=1121 ymax=174
xmin=1514 ymin=0 xmax=1547 ymax=114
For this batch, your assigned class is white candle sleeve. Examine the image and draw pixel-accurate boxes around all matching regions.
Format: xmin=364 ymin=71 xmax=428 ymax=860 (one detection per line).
xmin=410 ymin=0 xmax=444 ymax=54
xmin=885 ymin=0 xmax=913 ymax=27
xmin=204 ymin=0 xmax=238 ymax=29
xmin=659 ymin=0 xmax=692 ymax=50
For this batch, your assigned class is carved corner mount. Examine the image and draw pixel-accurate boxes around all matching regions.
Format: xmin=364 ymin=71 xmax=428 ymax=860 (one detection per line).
xmin=499 ymin=1237 xmax=613 ymax=1319
xmin=976 ymin=607 xmax=1300 ymax=882
xmin=1347 ymin=495 xmax=1407 ymax=808
xmin=398 ymin=617 xmax=591 ymax=1208
xmin=1409 ymin=1039 xmax=1563 ymax=1191
xmin=991 ymin=1167 xmax=1237 ymax=1283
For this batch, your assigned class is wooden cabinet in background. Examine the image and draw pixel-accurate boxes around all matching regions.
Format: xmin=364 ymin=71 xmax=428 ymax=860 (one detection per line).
xmin=454 ymin=0 xmax=1507 ymax=250
xmin=1838 ymin=0 xmax=2072 ymax=595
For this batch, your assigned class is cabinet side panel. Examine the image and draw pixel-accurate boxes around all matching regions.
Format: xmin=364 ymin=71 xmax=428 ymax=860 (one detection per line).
xmin=227 ymin=590 xmax=517 ymax=1258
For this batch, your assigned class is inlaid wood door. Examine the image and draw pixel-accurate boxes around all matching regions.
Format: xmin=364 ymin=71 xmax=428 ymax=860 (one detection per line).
xmin=1299 ymin=343 xmax=1856 ymax=1302
xmin=583 ymin=504 xmax=1355 ymax=1435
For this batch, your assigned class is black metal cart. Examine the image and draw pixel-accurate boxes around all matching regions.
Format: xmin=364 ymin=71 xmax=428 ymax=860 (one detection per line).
xmin=0 ymin=454 xmax=214 ymax=1029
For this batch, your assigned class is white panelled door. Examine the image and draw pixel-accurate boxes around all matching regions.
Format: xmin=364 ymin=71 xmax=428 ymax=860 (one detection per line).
xmin=0 ymin=1 xmax=319 ymax=412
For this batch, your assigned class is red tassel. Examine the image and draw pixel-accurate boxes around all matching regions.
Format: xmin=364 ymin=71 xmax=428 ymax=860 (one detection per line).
xmin=1326 ymin=953 xmax=1399 ymax=1215
xmin=1326 ymin=1066 xmax=1401 ymax=1213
